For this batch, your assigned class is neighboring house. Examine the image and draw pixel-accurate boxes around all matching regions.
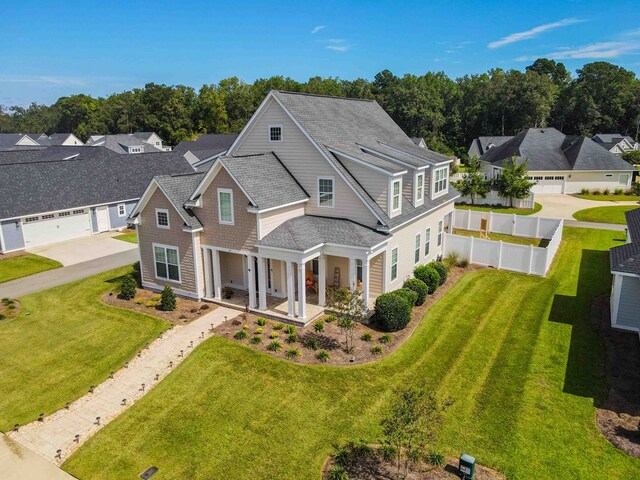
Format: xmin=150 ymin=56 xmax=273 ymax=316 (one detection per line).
xmin=593 ymin=133 xmax=640 ymax=156
xmin=173 ymin=134 xmax=239 ymax=171
xmin=0 ymin=133 xmax=40 ymax=148
xmin=467 ymin=136 xmax=513 ymax=159
xmin=478 ymin=128 xmax=635 ymax=194
xmin=609 ymin=208 xmax=640 ymax=334
xmin=0 ymin=146 xmax=193 ymax=253
xmin=411 ymin=137 xmax=427 ymax=148
xmin=129 ymin=90 xmax=458 ymax=323
xmin=86 ymin=132 xmax=169 ymax=154
xmin=37 ymin=133 xmax=84 ymax=146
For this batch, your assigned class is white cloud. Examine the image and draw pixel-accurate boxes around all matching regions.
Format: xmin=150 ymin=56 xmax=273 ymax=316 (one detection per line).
xmin=0 ymin=75 xmax=87 ymax=86
xmin=488 ymin=18 xmax=584 ymax=49
xmin=311 ymin=25 xmax=325 ymax=34
xmin=515 ymin=41 xmax=640 ymax=61
xmin=324 ymin=39 xmax=351 ymax=52
xmin=326 ymin=45 xmax=350 ymax=52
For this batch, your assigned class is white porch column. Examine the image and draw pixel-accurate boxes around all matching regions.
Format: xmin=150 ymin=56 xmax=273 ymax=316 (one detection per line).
xmin=318 ymin=255 xmax=326 ymax=307
xmin=297 ymin=261 xmax=306 ymax=320
xmin=203 ymin=248 xmax=213 ymax=298
xmin=362 ymin=257 xmax=370 ymax=310
xmin=212 ymin=249 xmax=222 ymax=300
xmin=349 ymin=257 xmax=357 ymax=291
xmin=286 ymin=260 xmax=295 ymax=317
xmin=257 ymin=256 xmax=268 ymax=311
xmin=247 ymin=254 xmax=256 ymax=309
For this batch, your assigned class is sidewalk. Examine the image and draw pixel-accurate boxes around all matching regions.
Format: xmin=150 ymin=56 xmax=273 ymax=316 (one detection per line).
xmin=0 ymin=434 xmax=76 ymax=480
xmin=6 ymin=306 xmax=237 ymax=465
xmin=564 ymin=220 xmax=627 ymax=231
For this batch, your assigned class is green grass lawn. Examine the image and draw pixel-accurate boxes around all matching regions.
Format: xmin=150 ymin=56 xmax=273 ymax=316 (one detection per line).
xmin=113 ymin=232 xmax=137 ymax=243
xmin=573 ymin=205 xmax=639 ymax=224
xmin=453 ymin=228 xmax=547 ymax=247
xmin=0 ymin=266 xmax=169 ymax=431
xmin=575 ymin=194 xmax=640 ymax=202
xmin=64 ymin=228 xmax=640 ymax=480
xmin=455 ymin=202 xmax=542 ymax=216
xmin=0 ymin=253 xmax=62 ymax=283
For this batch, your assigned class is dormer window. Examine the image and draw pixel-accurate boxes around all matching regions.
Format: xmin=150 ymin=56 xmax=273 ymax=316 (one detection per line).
xmin=269 ymin=125 xmax=282 ymax=142
xmin=415 ymin=172 xmax=424 ymax=204
xmin=391 ymin=179 xmax=401 ymax=213
xmin=433 ymin=167 xmax=448 ymax=195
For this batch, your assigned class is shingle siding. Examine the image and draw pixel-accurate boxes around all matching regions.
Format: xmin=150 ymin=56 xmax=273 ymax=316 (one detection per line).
xmin=1 ymin=219 xmax=25 ymax=252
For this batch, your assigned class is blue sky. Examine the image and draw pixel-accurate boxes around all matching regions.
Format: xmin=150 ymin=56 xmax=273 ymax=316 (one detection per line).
xmin=1 ymin=0 xmax=639 ymax=106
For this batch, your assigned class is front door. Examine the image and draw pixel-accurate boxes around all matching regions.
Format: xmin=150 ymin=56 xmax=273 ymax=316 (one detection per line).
xmin=95 ymin=206 xmax=110 ymax=232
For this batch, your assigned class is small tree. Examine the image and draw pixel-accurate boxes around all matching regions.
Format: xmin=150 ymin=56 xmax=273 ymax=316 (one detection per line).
xmin=495 ymin=156 xmax=536 ymax=207
xmin=380 ymin=385 xmax=452 ymax=479
xmin=120 ymin=274 xmax=137 ymax=300
xmin=622 ymin=150 xmax=640 ymax=165
xmin=160 ymin=285 xmax=176 ymax=311
xmin=453 ymin=156 xmax=490 ymax=205
xmin=329 ymin=287 xmax=367 ymax=353
xmin=631 ymin=181 xmax=640 ymax=196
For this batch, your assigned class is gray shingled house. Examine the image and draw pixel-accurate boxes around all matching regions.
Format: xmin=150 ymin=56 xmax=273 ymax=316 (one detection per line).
xmin=173 ymin=134 xmax=239 ymax=171
xmin=0 ymin=146 xmax=193 ymax=253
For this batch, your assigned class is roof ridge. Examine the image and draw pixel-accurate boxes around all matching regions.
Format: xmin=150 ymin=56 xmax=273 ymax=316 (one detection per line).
xmin=274 ymin=90 xmax=375 ymax=102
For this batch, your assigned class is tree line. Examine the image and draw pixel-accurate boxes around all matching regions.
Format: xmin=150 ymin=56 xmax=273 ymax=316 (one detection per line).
xmin=1 ymin=59 xmax=639 ymax=156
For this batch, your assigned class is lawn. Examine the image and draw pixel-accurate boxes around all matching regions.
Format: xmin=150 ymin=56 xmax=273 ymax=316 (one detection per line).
xmin=64 ymin=228 xmax=640 ymax=480
xmin=455 ymin=202 xmax=542 ymax=216
xmin=113 ymin=231 xmax=137 ymax=243
xmin=0 ymin=266 xmax=169 ymax=431
xmin=575 ymin=194 xmax=640 ymax=202
xmin=453 ymin=228 xmax=547 ymax=247
xmin=0 ymin=253 xmax=62 ymax=283
xmin=573 ymin=205 xmax=639 ymax=224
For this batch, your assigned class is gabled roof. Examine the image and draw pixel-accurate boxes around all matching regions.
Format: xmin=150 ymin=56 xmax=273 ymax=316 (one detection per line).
xmin=37 ymin=133 xmax=83 ymax=146
xmin=610 ymin=208 xmax=640 ymax=276
xmin=468 ymin=136 xmax=513 ymax=158
xmin=154 ymin=173 xmax=205 ymax=230
xmin=0 ymin=133 xmax=40 ymax=148
xmin=174 ymin=134 xmax=239 ymax=155
xmin=0 ymin=146 xmax=193 ymax=220
xmin=86 ymin=133 xmax=164 ymax=153
xmin=480 ymin=128 xmax=634 ymax=172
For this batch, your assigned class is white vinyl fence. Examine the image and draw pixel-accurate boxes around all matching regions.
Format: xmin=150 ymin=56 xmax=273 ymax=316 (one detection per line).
xmin=457 ymin=190 xmax=536 ymax=209
xmin=444 ymin=210 xmax=563 ymax=276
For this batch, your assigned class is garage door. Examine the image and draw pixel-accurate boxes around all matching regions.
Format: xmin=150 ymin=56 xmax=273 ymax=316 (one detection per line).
xmin=22 ymin=209 xmax=92 ymax=248
xmin=531 ymin=176 xmax=565 ymax=194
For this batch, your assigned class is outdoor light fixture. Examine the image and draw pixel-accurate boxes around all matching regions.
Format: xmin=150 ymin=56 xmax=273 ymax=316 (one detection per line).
xmin=74 ymin=434 xmax=80 ymax=443
xmin=89 ymin=386 xmax=95 ymax=393
xmin=124 ymin=362 xmax=129 ymax=368
xmin=201 ymin=331 xmax=205 ymax=338
xmin=56 ymin=449 xmax=62 ymax=459
xmin=350 ymin=356 xmax=356 ymax=363
xmin=122 ymin=399 xmax=127 ymax=406
xmin=179 ymin=350 xmax=184 ymax=357
xmin=190 ymin=340 xmax=194 ymax=348
xmin=145 ymin=343 xmax=149 ymax=349
xmin=210 ymin=323 xmax=214 ymax=331
xmin=169 ymin=361 xmax=173 ymax=368
xmin=65 ymin=402 xmax=70 ymax=410
xmin=13 ymin=424 xmax=19 ymax=432
xmin=95 ymin=417 xmax=101 ymax=426
xmin=155 ymin=374 xmax=160 ymax=381
xmin=141 ymin=383 xmax=145 ymax=392
xmin=109 ymin=372 xmax=114 ymax=379
xmin=38 ymin=413 xmax=44 ymax=421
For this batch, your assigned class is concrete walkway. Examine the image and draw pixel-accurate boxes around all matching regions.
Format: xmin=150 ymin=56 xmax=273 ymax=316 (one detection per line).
xmin=564 ymin=220 xmax=627 ymax=231
xmin=0 ymin=249 xmax=138 ymax=299
xmin=534 ymin=193 xmax=639 ymax=220
xmin=6 ymin=306 xmax=237 ymax=466
xmin=0 ymin=434 xmax=76 ymax=480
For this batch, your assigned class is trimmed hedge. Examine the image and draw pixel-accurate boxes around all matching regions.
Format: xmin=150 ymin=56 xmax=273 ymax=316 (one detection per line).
xmin=403 ymin=278 xmax=428 ymax=305
xmin=430 ymin=261 xmax=448 ymax=285
xmin=414 ymin=265 xmax=440 ymax=294
xmin=395 ymin=288 xmax=418 ymax=307
xmin=120 ymin=274 xmax=137 ymax=300
xmin=375 ymin=291 xmax=412 ymax=332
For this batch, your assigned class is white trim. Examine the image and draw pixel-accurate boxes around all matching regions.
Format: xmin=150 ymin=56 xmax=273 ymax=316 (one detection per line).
xmin=0 ymin=197 xmax=140 ymax=223
xmin=424 ymin=227 xmax=431 ymax=258
xmin=155 ymin=208 xmax=170 ymax=229
xmin=192 ymin=234 xmax=204 ymax=299
xmin=386 ymin=195 xmax=458 ymax=233
xmin=247 ymin=198 xmax=309 ymax=214
xmin=389 ymin=177 xmax=402 ymax=217
xmin=117 ymin=203 xmax=127 ymax=218
xmin=142 ymin=280 xmax=198 ymax=300
xmin=317 ymin=176 xmax=335 ymax=209
xmin=217 ymin=188 xmax=235 ymax=225
xmin=415 ymin=171 xmax=425 ymax=206
xmin=377 ymin=141 xmax=452 ymax=166
xmin=188 ymin=159 xmax=258 ymax=209
xmin=328 ymin=146 xmax=407 ymax=176
xmin=358 ymin=144 xmax=430 ymax=170
xmin=432 ymin=166 xmax=449 ymax=198
xmin=390 ymin=246 xmax=399 ymax=282
xmin=152 ymin=243 xmax=182 ymax=284
xmin=268 ymin=124 xmax=283 ymax=143
xmin=414 ymin=232 xmax=421 ymax=265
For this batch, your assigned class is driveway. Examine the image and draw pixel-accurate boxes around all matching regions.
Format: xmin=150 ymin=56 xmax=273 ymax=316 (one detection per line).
xmin=28 ymin=232 xmax=137 ymax=266
xmin=1 ymin=434 xmax=76 ymax=480
xmin=534 ymin=194 xmax=639 ymax=220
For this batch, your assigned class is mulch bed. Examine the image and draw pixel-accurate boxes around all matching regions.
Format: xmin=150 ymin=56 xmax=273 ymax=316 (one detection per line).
xmin=0 ymin=298 xmax=21 ymax=321
xmin=102 ymin=288 xmax=217 ymax=325
xmin=592 ymin=295 xmax=640 ymax=458
xmin=215 ymin=265 xmax=481 ymax=366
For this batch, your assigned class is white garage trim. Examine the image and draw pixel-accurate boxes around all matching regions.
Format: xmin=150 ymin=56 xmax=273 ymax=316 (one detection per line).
xmin=22 ymin=209 xmax=92 ymax=249
xmin=0 ymin=198 xmax=140 ymax=222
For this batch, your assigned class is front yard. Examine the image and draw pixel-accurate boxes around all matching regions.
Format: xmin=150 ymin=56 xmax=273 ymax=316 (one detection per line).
xmin=573 ymin=205 xmax=638 ymax=224
xmin=0 ymin=253 xmax=62 ymax=283
xmin=63 ymin=228 xmax=640 ymax=479
xmin=113 ymin=230 xmax=137 ymax=243
xmin=0 ymin=266 xmax=169 ymax=431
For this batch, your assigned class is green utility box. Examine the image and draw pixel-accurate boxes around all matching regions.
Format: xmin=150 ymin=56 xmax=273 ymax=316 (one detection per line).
xmin=459 ymin=453 xmax=476 ymax=479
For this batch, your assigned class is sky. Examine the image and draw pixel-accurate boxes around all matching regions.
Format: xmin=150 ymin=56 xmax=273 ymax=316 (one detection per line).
xmin=1 ymin=0 xmax=639 ymax=106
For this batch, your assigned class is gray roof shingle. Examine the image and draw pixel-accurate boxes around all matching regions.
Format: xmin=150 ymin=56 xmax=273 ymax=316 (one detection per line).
xmin=610 ymin=208 xmax=640 ymax=275
xmin=86 ymin=134 xmax=164 ymax=153
xmin=174 ymin=134 xmax=238 ymax=155
xmin=468 ymin=136 xmax=513 ymax=158
xmin=155 ymin=172 xmax=206 ymax=229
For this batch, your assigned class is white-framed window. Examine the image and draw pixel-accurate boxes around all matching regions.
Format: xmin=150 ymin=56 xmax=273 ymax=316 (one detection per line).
xmin=434 ymin=167 xmax=448 ymax=194
xmin=129 ymin=146 xmax=143 ymax=153
xmin=218 ymin=188 xmax=234 ymax=224
xmin=390 ymin=247 xmax=398 ymax=282
xmin=318 ymin=177 xmax=335 ymax=208
xmin=58 ymin=211 xmax=70 ymax=217
xmin=425 ymin=228 xmax=431 ymax=257
xmin=391 ymin=179 xmax=401 ymax=212
xmin=437 ymin=220 xmax=443 ymax=247
xmin=153 ymin=244 xmax=180 ymax=282
xmin=72 ymin=209 xmax=85 ymax=215
xmin=42 ymin=214 xmax=54 ymax=220
xmin=268 ymin=124 xmax=283 ymax=142
xmin=25 ymin=216 xmax=39 ymax=223
xmin=356 ymin=259 xmax=363 ymax=283
xmin=117 ymin=203 xmax=126 ymax=217
xmin=414 ymin=234 xmax=421 ymax=265
xmin=416 ymin=173 xmax=424 ymax=203
xmin=619 ymin=174 xmax=631 ymax=186
xmin=155 ymin=208 xmax=170 ymax=229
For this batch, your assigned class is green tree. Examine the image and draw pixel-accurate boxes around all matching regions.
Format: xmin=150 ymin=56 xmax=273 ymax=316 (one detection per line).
xmin=195 ymin=84 xmax=228 ymax=133
xmin=622 ymin=150 xmax=640 ymax=165
xmin=160 ymin=286 xmax=176 ymax=312
xmin=453 ymin=156 xmax=491 ymax=204
xmin=328 ymin=287 xmax=367 ymax=353
xmin=119 ymin=274 xmax=137 ymax=300
xmin=526 ymin=58 xmax=571 ymax=87
xmin=495 ymin=157 xmax=536 ymax=207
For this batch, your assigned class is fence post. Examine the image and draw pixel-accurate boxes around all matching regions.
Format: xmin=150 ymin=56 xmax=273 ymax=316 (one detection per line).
xmin=528 ymin=245 xmax=534 ymax=274
xmin=467 ymin=209 xmax=471 ymax=230
xmin=469 ymin=235 xmax=474 ymax=263
xmin=489 ymin=211 xmax=493 ymax=233
xmin=497 ymin=240 xmax=503 ymax=269
xmin=512 ymin=214 xmax=517 ymax=236
xmin=536 ymin=216 xmax=541 ymax=238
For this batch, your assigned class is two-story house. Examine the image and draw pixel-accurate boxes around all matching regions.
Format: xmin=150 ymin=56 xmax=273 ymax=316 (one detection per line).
xmin=592 ymin=133 xmax=640 ymax=156
xmin=87 ymin=132 xmax=169 ymax=153
xmin=129 ymin=91 xmax=459 ymax=323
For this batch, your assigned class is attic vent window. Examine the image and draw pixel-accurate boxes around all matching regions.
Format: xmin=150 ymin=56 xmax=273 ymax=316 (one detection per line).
xmin=269 ymin=125 xmax=282 ymax=142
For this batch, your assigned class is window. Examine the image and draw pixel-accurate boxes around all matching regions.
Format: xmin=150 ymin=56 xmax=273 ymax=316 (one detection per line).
xmin=619 ymin=174 xmax=630 ymax=186
xmin=434 ymin=167 xmax=448 ymax=194
xmin=25 ymin=216 xmax=39 ymax=223
xmin=129 ymin=146 xmax=143 ymax=153
xmin=416 ymin=173 xmax=424 ymax=202
xmin=356 ymin=259 xmax=363 ymax=283
xmin=605 ymin=174 xmax=613 ymax=178
xmin=424 ymin=228 xmax=431 ymax=257
xmin=58 ymin=211 xmax=70 ymax=217
xmin=268 ymin=125 xmax=282 ymax=142
xmin=218 ymin=188 xmax=234 ymax=224
xmin=414 ymin=234 xmax=421 ymax=264
xmin=72 ymin=209 xmax=85 ymax=215
xmin=553 ymin=176 xmax=565 ymax=181
xmin=117 ymin=203 xmax=126 ymax=217
xmin=437 ymin=220 xmax=443 ymax=247
xmin=156 ymin=208 xmax=170 ymax=229
xmin=318 ymin=177 xmax=334 ymax=208
xmin=154 ymin=245 xmax=180 ymax=282
xmin=391 ymin=179 xmax=401 ymax=211
xmin=390 ymin=247 xmax=398 ymax=281
xmin=42 ymin=214 xmax=55 ymax=220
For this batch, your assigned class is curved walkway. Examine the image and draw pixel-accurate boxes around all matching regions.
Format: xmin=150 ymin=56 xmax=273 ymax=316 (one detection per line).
xmin=533 ymin=194 xmax=639 ymax=220
xmin=6 ymin=306 xmax=237 ymax=466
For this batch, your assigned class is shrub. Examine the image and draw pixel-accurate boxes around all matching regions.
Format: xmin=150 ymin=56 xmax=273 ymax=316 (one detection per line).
xmin=361 ymin=332 xmax=373 ymax=342
xmin=334 ymin=445 xmax=351 ymax=466
xmin=243 ymin=324 xmax=250 ymax=330
xmin=284 ymin=325 xmax=296 ymax=334
xmin=234 ymin=330 xmax=247 ymax=340
xmin=0 ymin=313 xmax=5 ymax=321
xmin=131 ymin=261 xmax=142 ymax=286
xmin=615 ymin=188 xmax=624 ymax=195
xmin=273 ymin=322 xmax=284 ymax=330
xmin=325 ymin=314 xmax=337 ymax=323
xmin=316 ymin=350 xmax=330 ymax=362
xmin=403 ymin=278 xmax=428 ymax=305
xmin=221 ymin=286 xmax=233 ymax=299
xmin=151 ymin=294 xmax=161 ymax=301
xmin=256 ymin=317 xmax=267 ymax=326
xmin=250 ymin=336 xmax=262 ymax=345
xmin=379 ymin=334 xmax=392 ymax=344
xmin=254 ymin=327 xmax=263 ymax=334
xmin=119 ymin=274 xmax=137 ymax=300
xmin=1 ymin=298 xmax=12 ymax=306
xmin=190 ymin=308 xmax=198 ymax=313
xmin=327 ymin=465 xmax=348 ymax=480
xmin=266 ymin=341 xmax=282 ymax=352
xmin=592 ymin=189 xmax=601 ymax=195
xmin=286 ymin=333 xmax=298 ymax=344
xmin=444 ymin=252 xmax=459 ymax=269
xmin=160 ymin=286 xmax=176 ymax=311
xmin=200 ymin=304 xmax=210 ymax=311
xmin=134 ymin=298 xmax=145 ymax=305
xmin=426 ymin=450 xmax=445 ymax=467
xmin=314 ymin=320 xmax=325 ymax=332
xmin=414 ymin=265 xmax=440 ymax=294
xmin=459 ymin=258 xmax=470 ymax=268
xmin=429 ymin=261 xmax=448 ymax=285
xmin=394 ymin=288 xmax=418 ymax=308
xmin=304 ymin=337 xmax=319 ymax=350
xmin=379 ymin=444 xmax=397 ymax=462
xmin=580 ymin=188 xmax=590 ymax=195
xmin=603 ymin=188 xmax=611 ymax=195
xmin=375 ymin=292 xmax=412 ymax=332
xmin=371 ymin=345 xmax=383 ymax=355
xmin=145 ymin=301 xmax=157 ymax=308
xmin=632 ymin=182 xmax=640 ymax=196
xmin=285 ymin=348 xmax=300 ymax=358
xmin=269 ymin=332 xmax=279 ymax=339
